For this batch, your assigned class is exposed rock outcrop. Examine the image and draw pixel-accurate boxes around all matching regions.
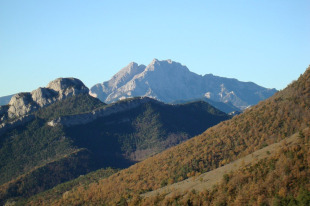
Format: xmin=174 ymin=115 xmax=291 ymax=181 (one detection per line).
xmin=6 ymin=78 xmax=89 ymax=119
xmin=47 ymin=78 xmax=89 ymax=98
xmin=31 ymin=87 xmax=58 ymax=107
xmin=48 ymin=97 xmax=161 ymax=127
xmin=8 ymin=93 xmax=38 ymax=119
xmin=90 ymin=59 xmax=277 ymax=110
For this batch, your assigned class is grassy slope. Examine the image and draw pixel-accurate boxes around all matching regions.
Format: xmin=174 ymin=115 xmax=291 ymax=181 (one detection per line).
xmin=33 ymin=67 xmax=310 ymax=205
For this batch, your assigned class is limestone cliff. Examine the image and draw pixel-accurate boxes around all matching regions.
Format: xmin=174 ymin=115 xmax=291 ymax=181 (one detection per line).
xmin=4 ymin=78 xmax=89 ymax=120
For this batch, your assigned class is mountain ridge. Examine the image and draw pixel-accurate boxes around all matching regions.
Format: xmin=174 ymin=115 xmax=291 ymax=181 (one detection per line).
xmin=90 ymin=59 xmax=277 ymax=110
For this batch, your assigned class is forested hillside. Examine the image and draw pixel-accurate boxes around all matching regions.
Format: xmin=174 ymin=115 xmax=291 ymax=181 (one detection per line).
xmin=0 ymin=94 xmax=104 ymax=185
xmin=0 ymin=95 xmax=229 ymax=204
xmin=30 ymin=66 xmax=310 ymax=205
xmin=140 ymin=128 xmax=310 ymax=205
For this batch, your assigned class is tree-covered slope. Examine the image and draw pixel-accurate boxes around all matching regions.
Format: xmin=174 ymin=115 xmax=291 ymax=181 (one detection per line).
xmin=0 ymin=94 xmax=229 ymax=204
xmin=0 ymin=94 xmax=104 ymax=185
xmin=63 ymin=99 xmax=229 ymax=168
xmin=1 ymin=167 xmax=119 ymax=206
xmin=140 ymin=129 xmax=310 ymax=206
xmin=34 ymin=66 xmax=310 ymax=205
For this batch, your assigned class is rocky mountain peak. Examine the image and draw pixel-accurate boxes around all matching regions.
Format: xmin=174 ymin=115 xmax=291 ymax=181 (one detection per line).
xmin=3 ymin=78 xmax=89 ymax=120
xmin=108 ymin=62 xmax=146 ymax=88
xmin=47 ymin=78 xmax=88 ymax=98
xmin=7 ymin=93 xmax=37 ymax=119
xmin=146 ymin=59 xmax=189 ymax=73
xmin=90 ymin=59 xmax=277 ymax=110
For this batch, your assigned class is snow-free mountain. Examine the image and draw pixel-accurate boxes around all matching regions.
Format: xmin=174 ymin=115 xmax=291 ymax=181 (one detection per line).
xmin=0 ymin=78 xmax=89 ymax=121
xmin=90 ymin=59 xmax=277 ymax=110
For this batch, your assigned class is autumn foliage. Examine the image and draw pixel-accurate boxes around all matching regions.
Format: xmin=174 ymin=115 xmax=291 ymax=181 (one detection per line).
xmin=29 ymin=67 xmax=310 ymax=205
xmin=140 ymin=129 xmax=310 ymax=205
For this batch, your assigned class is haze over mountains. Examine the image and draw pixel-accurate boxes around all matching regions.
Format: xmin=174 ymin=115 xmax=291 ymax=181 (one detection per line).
xmin=90 ymin=59 xmax=277 ymax=110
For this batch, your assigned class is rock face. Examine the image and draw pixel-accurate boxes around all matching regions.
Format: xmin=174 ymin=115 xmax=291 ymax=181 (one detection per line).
xmin=47 ymin=78 xmax=89 ymax=98
xmin=90 ymin=59 xmax=277 ymax=110
xmin=5 ymin=78 xmax=89 ymax=119
xmin=90 ymin=62 xmax=146 ymax=101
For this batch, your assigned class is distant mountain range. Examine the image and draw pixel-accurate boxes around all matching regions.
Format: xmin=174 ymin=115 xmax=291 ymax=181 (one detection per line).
xmin=0 ymin=94 xmax=14 ymax=106
xmin=90 ymin=59 xmax=277 ymax=110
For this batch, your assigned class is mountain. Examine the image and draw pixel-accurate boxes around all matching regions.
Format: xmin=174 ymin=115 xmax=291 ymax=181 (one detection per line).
xmin=170 ymin=97 xmax=241 ymax=114
xmin=90 ymin=59 xmax=277 ymax=110
xmin=35 ymin=66 xmax=310 ymax=205
xmin=0 ymin=78 xmax=89 ymax=122
xmin=0 ymin=94 xmax=14 ymax=106
xmin=0 ymin=78 xmax=229 ymax=204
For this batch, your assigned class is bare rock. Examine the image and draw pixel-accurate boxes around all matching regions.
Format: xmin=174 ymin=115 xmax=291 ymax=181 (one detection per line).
xmin=8 ymin=93 xmax=38 ymax=119
xmin=6 ymin=78 xmax=89 ymax=119
xmin=47 ymin=78 xmax=89 ymax=99
xmin=90 ymin=59 xmax=278 ymax=110
xmin=31 ymin=87 xmax=58 ymax=107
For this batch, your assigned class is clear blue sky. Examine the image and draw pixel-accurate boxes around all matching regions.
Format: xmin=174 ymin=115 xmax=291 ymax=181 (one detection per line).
xmin=0 ymin=0 xmax=309 ymax=97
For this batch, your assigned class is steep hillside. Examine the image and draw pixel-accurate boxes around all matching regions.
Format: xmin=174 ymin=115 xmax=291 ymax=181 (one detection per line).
xmin=140 ymin=128 xmax=310 ymax=205
xmin=141 ymin=129 xmax=304 ymax=199
xmin=0 ymin=95 xmax=228 ymax=203
xmin=0 ymin=93 xmax=104 ymax=185
xmin=1 ymin=167 xmax=119 ymax=206
xmin=62 ymin=99 xmax=229 ymax=165
xmin=35 ymin=66 xmax=310 ymax=205
xmin=90 ymin=59 xmax=277 ymax=110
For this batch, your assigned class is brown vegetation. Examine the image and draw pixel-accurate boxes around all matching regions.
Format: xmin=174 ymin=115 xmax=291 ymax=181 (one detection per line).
xmin=140 ymin=128 xmax=310 ymax=205
xmin=28 ymin=67 xmax=310 ymax=205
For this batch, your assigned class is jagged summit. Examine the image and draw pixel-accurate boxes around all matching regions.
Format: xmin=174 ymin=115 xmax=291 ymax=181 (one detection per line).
xmin=145 ymin=59 xmax=190 ymax=73
xmin=90 ymin=59 xmax=277 ymax=110
xmin=1 ymin=77 xmax=89 ymax=120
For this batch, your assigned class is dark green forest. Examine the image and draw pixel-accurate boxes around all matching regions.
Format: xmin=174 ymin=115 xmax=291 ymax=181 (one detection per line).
xmin=0 ymin=94 xmax=229 ymax=204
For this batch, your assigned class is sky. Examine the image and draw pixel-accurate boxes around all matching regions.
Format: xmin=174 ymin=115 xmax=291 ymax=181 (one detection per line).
xmin=0 ymin=0 xmax=309 ymax=97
